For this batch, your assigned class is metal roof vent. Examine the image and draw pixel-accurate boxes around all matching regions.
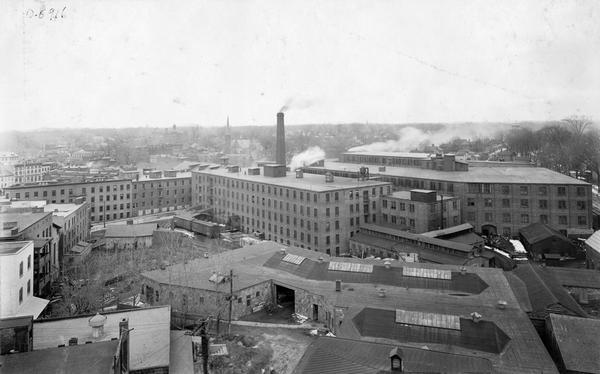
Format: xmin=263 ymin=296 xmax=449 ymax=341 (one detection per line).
xmin=318 ymin=256 xmax=324 ymax=263
xmin=460 ymin=266 xmax=467 ymax=275
xmin=280 ymin=248 xmax=286 ymax=255
xmin=497 ymin=300 xmax=507 ymax=310
xmin=378 ymin=288 xmax=386 ymax=297
xmin=470 ymin=312 xmax=482 ymax=323
xmin=384 ymin=260 xmax=391 ymax=269
xmin=68 ymin=337 xmax=78 ymax=346
xmin=325 ymin=172 xmax=334 ymax=183
xmin=89 ymin=313 xmax=107 ymax=338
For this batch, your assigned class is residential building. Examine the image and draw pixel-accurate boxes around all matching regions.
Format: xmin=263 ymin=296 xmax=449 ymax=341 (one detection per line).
xmin=0 ymin=241 xmax=49 ymax=319
xmin=379 ymin=189 xmax=461 ymax=233
xmin=44 ymin=203 xmax=90 ymax=257
xmin=132 ymin=170 xmax=192 ymax=216
xmin=141 ymin=241 xmax=558 ymax=373
xmin=12 ymin=162 xmax=51 ymax=185
xmin=191 ymin=166 xmax=391 ymax=255
xmin=303 ymin=158 xmax=592 ymax=237
xmin=4 ymin=179 xmax=133 ymax=224
xmin=0 ymin=211 xmax=55 ymax=296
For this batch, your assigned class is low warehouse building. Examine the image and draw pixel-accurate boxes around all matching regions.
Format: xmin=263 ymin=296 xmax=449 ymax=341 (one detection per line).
xmin=141 ymin=241 xmax=558 ymax=373
xmin=104 ymin=223 xmax=155 ymax=251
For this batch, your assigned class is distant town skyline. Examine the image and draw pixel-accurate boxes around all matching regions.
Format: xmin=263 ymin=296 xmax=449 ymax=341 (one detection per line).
xmin=1 ymin=0 xmax=599 ymax=130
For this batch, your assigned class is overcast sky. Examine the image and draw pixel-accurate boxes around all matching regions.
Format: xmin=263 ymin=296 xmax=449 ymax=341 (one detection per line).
xmin=1 ymin=0 xmax=599 ymax=130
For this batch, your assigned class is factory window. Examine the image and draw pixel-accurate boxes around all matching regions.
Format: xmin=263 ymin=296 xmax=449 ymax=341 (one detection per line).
xmin=19 ymin=262 xmax=23 ymax=277
xmin=399 ymin=203 xmax=405 ymax=211
xmin=559 ymin=216 xmax=567 ymax=225
xmin=334 ymin=192 xmax=339 ymax=201
xmin=484 ymin=213 xmax=493 ymax=222
xmin=91 ymin=187 xmax=95 ymax=193
xmin=467 ymin=198 xmax=475 ymax=207
xmin=409 ymin=204 xmax=415 ymax=213
xmin=558 ymin=200 xmax=567 ymax=209
xmin=335 ymin=234 xmax=340 ymax=244
xmin=27 ymin=279 xmax=31 ymax=295
xmin=372 ymin=201 xmax=376 ymax=210
xmin=502 ymin=227 xmax=511 ymax=237
xmin=482 ymin=184 xmax=492 ymax=194
xmin=467 ymin=212 xmax=476 ymax=221
xmin=314 ymin=208 xmax=318 ymax=217
xmin=246 ymin=295 xmax=251 ymax=306
xmin=577 ymin=187 xmax=586 ymax=196
xmin=33 ymin=191 xmax=38 ymax=197
xmin=484 ymin=198 xmax=493 ymax=207
xmin=557 ymin=186 xmax=566 ymax=196
xmin=383 ymin=200 xmax=388 ymax=208
xmin=19 ymin=288 xmax=23 ymax=304
xmin=335 ymin=220 xmax=340 ymax=230
xmin=43 ymin=191 xmax=47 ymax=197
xmin=468 ymin=183 xmax=479 ymax=193
xmin=538 ymin=186 xmax=547 ymax=196
xmin=540 ymin=215 xmax=548 ymax=224
xmin=447 ymin=183 xmax=454 ymax=193
xmin=325 ymin=208 xmax=330 ymax=217
xmin=350 ymin=217 xmax=354 ymax=226
xmin=519 ymin=186 xmax=528 ymax=195
xmin=520 ymin=214 xmax=529 ymax=224
xmin=539 ymin=200 xmax=548 ymax=209
xmin=27 ymin=255 xmax=31 ymax=269
xmin=238 ymin=297 xmax=242 ymax=304
xmin=326 ymin=236 xmax=330 ymax=245
xmin=391 ymin=216 xmax=397 ymax=224
xmin=578 ymin=216 xmax=587 ymax=225
xmin=314 ymin=194 xmax=317 ymax=203
xmin=155 ymin=290 xmax=159 ymax=302
xmin=520 ymin=199 xmax=529 ymax=208
xmin=325 ymin=193 xmax=330 ymax=203
xmin=577 ymin=201 xmax=586 ymax=210
xmin=60 ymin=189 xmax=64 ymax=195
xmin=409 ymin=219 xmax=415 ymax=227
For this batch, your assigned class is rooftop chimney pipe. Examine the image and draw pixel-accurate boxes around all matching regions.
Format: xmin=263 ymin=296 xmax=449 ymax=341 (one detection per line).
xmin=276 ymin=112 xmax=286 ymax=166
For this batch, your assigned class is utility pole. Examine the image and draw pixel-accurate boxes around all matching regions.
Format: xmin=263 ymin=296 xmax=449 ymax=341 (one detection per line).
xmin=228 ymin=269 xmax=233 ymax=335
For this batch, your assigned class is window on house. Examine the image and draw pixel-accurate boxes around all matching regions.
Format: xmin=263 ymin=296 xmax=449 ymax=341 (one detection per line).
xmin=19 ymin=288 xmax=23 ymax=304
xmin=578 ymin=216 xmax=587 ymax=225
xmin=520 ymin=199 xmax=529 ymax=208
xmin=539 ymin=200 xmax=548 ymax=209
xmin=521 ymin=214 xmax=529 ymax=224
xmin=19 ymin=262 xmax=23 ymax=277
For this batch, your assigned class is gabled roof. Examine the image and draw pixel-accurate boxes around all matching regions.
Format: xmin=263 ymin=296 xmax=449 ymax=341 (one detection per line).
xmin=519 ymin=222 xmax=566 ymax=244
xmin=547 ymin=314 xmax=600 ymax=374
xmin=585 ymin=230 xmax=600 ymax=254
xmin=422 ymin=223 xmax=474 ymax=238
xmin=105 ymin=223 xmax=156 ymax=238
xmin=511 ymin=263 xmax=587 ymax=318
xmin=293 ymin=336 xmax=493 ymax=374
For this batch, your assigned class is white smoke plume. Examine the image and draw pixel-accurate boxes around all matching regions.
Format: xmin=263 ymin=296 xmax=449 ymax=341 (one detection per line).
xmin=348 ymin=124 xmax=487 ymax=152
xmin=289 ymin=146 xmax=326 ymax=170
xmin=279 ymin=98 xmax=314 ymax=113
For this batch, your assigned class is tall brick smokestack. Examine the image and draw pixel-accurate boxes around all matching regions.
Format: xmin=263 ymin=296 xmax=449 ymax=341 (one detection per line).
xmin=276 ymin=112 xmax=286 ymax=165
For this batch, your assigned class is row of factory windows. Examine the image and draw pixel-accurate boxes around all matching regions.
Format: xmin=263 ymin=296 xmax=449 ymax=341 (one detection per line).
xmin=466 ymin=211 xmax=587 ymax=226
xmin=134 ymin=179 xmax=188 ymax=189
xmin=91 ymin=212 xmax=131 ymax=221
xmin=358 ymin=228 xmax=469 ymax=256
xmin=133 ymin=189 xmax=188 ymax=199
xmin=214 ymin=198 xmax=369 ymax=218
xmin=466 ymin=198 xmax=586 ymax=210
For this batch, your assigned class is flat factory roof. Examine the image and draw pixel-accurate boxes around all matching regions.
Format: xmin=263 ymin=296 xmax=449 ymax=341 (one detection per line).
xmin=309 ymin=161 xmax=589 ymax=185
xmin=194 ymin=166 xmax=390 ymax=191
xmin=0 ymin=240 xmax=32 ymax=255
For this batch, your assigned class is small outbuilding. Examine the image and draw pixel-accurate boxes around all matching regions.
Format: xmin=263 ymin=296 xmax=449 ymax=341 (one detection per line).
xmin=104 ymin=223 xmax=155 ymax=251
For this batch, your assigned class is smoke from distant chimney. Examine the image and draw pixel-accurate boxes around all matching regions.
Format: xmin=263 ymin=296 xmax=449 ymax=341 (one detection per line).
xmin=279 ymin=98 xmax=314 ymax=113
xmin=289 ymin=146 xmax=325 ymax=170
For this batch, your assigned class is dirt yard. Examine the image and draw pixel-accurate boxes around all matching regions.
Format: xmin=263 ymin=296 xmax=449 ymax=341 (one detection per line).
xmin=198 ymin=325 xmax=315 ymax=374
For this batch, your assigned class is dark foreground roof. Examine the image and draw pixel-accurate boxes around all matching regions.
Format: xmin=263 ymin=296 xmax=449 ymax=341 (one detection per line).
xmin=547 ymin=314 xmax=600 ymax=373
xmin=510 ymin=263 xmax=587 ymax=318
xmin=293 ymin=336 xmax=493 ymax=374
xmin=0 ymin=340 xmax=118 ymax=373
